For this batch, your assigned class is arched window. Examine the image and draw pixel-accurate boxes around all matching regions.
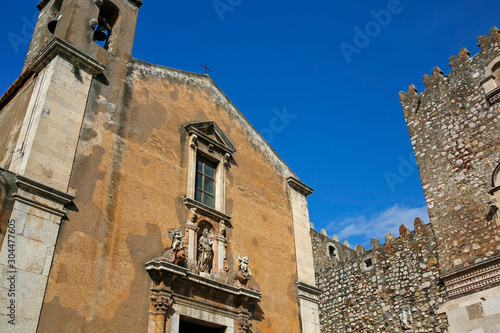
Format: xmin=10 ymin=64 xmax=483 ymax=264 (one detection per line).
xmin=481 ymin=57 xmax=500 ymax=105
xmin=328 ymin=245 xmax=336 ymax=258
xmin=493 ymin=63 xmax=500 ymax=87
xmin=47 ymin=0 xmax=64 ymax=34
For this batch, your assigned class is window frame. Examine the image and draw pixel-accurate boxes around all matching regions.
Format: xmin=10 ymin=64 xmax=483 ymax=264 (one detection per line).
xmin=185 ymin=122 xmax=235 ymax=214
xmin=195 ymin=154 xmax=217 ymax=208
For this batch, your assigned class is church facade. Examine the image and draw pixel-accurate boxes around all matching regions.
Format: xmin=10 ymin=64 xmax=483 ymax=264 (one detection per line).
xmin=0 ymin=1 xmax=320 ymax=332
xmin=0 ymin=1 xmax=499 ymax=333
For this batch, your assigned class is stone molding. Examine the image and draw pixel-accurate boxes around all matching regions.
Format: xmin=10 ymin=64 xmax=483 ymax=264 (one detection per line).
xmin=183 ymin=197 xmax=232 ymax=222
xmin=173 ymin=293 xmax=242 ymax=320
xmin=287 ymin=176 xmax=314 ymax=196
xmin=485 ymin=86 xmax=500 ymax=105
xmin=296 ymin=281 xmax=321 ymax=304
xmin=29 ymin=37 xmax=105 ymax=75
xmin=13 ymin=175 xmax=74 ymax=217
xmin=185 ymin=122 xmax=236 ymax=154
xmin=16 ymin=175 xmax=74 ymax=203
xmin=145 ymin=260 xmax=262 ymax=301
xmin=442 ymin=255 xmax=500 ymax=299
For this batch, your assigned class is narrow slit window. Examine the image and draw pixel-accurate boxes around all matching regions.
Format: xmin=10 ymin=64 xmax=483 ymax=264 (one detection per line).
xmin=195 ymin=155 xmax=217 ymax=208
xmin=364 ymin=258 xmax=373 ymax=268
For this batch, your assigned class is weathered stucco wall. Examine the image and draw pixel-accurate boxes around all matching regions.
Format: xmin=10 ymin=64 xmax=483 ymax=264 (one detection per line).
xmin=0 ymin=77 xmax=36 ymax=170
xmin=39 ymin=59 xmax=302 ymax=332
xmin=399 ymin=29 xmax=500 ymax=274
xmin=313 ymin=220 xmax=448 ymax=333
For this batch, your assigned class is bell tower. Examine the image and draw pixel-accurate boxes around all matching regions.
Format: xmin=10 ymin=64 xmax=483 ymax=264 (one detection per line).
xmin=0 ymin=1 xmax=142 ymax=331
xmin=25 ymin=0 xmax=143 ymax=71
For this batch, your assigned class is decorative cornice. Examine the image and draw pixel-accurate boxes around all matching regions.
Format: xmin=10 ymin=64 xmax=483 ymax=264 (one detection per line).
xmin=185 ymin=122 xmax=236 ymax=154
xmin=441 ymin=255 xmax=500 ymax=299
xmin=12 ymin=175 xmax=75 ymax=217
xmin=183 ymin=197 xmax=232 ymax=222
xmin=144 ymin=260 xmax=262 ymax=301
xmin=296 ymin=281 xmax=321 ymax=304
xmin=29 ymin=37 xmax=105 ymax=75
xmin=16 ymin=175 xmax=74 ymax=204
xmin=296 ymin=281 xmax=322 ymax=296
xmin=287 ymin=176 xmax=314 ymax=196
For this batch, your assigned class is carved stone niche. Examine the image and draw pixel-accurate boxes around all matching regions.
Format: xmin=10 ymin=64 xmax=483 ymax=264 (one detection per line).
xmin=183 ymin=200 xmax=231 ymax=283
xmin=145 ymin=260 xmax=261 ymax=333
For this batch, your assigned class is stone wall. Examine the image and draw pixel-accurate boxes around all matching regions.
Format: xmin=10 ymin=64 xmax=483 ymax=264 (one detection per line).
xmin=311 ymin=225 xmax=356 ymax=275
xmin=312 ymin=219 xmax=448 ymax=332
xmin=399 ymin=28 xmax=500 ymax=274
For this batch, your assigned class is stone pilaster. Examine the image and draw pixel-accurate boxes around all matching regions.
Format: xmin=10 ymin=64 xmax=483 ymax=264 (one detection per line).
xmin=0 ymin=37 xmax=103 ymax=331
xmin=0 ymin=176 xmax=73 ymax=331
xmin=287 ymin=176 xmax=321 ymax=333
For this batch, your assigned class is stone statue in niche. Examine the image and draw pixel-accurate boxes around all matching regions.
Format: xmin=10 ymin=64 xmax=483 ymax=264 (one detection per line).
xmin=159 ymin=229 xmax=187 ymax=267
xmin=197 ymin=228 xmax=213 ymax=273
xmin=400 ymin=305 xmax=413 ymax=330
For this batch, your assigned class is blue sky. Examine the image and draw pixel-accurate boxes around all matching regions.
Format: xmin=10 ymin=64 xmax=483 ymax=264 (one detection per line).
xmin=0 ymin=1 xmax=497 ymax=248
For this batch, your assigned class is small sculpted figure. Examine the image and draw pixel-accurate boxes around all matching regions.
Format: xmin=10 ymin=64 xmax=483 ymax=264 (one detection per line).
xmin=238 ymin=255 xmax=251 ymax=276
xmin=197 ymin=228 xmax=213 ymax=273
xmin=169 ymin=229 xmax=184 ymax=250
xmin=219 ymin=220 xmax=226 ymax=236
xmin=236 ymin=255 xmax=259 ymax=291
xmin=160 ymin=229 xmax=187 ymax=266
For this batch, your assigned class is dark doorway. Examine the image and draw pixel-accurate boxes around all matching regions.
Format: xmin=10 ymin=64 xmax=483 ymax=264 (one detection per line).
xmin=179 ymin=319 xmax=226 ymax=333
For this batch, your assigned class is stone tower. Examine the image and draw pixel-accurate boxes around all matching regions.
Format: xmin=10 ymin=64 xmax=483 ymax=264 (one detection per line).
xmin=0 ymin=0 xmax=142 ymax=331
xmin=399 ymin=27 xmax=500 ymax=332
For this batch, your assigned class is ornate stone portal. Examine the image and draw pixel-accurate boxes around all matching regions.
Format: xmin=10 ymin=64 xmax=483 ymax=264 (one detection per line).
xmin=145 ymin=259 xmax=261 ymax=333
xmin=145 ymin=204 xmax=262 ymax=333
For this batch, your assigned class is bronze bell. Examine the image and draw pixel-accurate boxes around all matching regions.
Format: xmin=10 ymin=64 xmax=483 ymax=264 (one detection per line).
xmin=47 ymin=18 xmax=58 ymax=34
xmin=93 ymin=25 xmax=108 ymax=42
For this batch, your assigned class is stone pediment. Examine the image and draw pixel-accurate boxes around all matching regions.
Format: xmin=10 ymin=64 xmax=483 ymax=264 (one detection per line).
xmin=185 ymin=121 xmax=236 ymax=154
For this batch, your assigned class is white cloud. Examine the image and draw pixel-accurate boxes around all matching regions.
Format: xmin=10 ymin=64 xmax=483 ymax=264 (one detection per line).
xmin=326 ymin=205 xmax=430 ymax=248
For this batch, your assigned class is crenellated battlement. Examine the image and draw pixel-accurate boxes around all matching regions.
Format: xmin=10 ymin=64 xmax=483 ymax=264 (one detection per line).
xmin=397 ymin=26 xmax=500 ymax=275
xmin=400 ymin=27 xmax=500 ymax=119
xmin=311 ymin=218 xmax=436 ymax=274
xmin=311 ymin=218 xmax=448 ymax=332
